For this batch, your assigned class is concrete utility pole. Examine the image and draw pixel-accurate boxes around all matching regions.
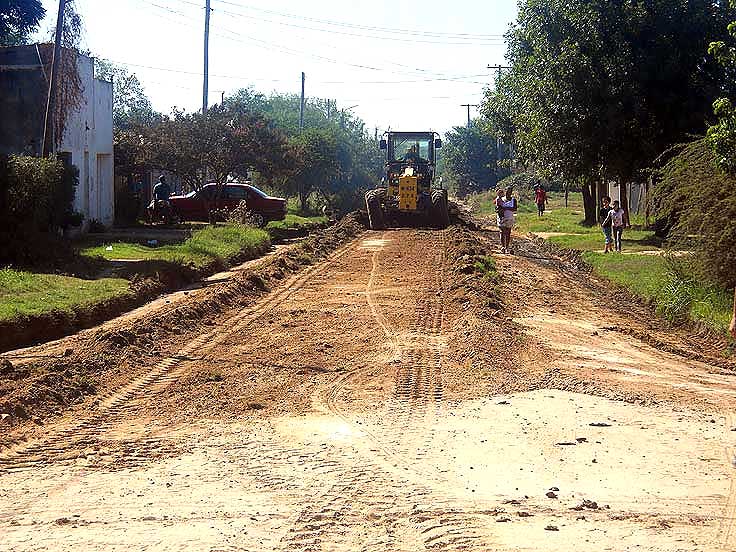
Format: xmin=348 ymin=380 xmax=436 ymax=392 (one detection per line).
xmin=42 ymin=0 xmax=67 ymax=157
xmin=299 ymin=72 xmax=305 ymax=132
xmin=202 ymin=0 xmax=211 ymax=113
xmin=460 ymin=104 xmax=478 ymax=128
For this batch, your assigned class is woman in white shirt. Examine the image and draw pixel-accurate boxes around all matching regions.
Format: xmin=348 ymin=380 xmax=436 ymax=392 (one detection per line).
xmin=603 ymin=200 xmax=626 ymax=252
xmin=497 ymin=186 xmax=517 ymax=254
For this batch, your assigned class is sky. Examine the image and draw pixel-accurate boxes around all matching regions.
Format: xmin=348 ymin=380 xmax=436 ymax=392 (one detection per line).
xmin=34 ymin=0 xmax=518 ymax=135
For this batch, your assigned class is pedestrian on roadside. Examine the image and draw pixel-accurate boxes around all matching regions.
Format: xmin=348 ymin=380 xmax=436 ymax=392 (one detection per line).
xmin=603 ymin=200 xmax=626 ymax=252
xmin=498 ymin=186 xmax=517 ymax=254
xmin=599 ymin=195 xmax=613 ymax=253
xmin=493 ymin=188 xmax=505 ymax=248
xmin=730 ymin=288 xmax=736 ymax=339
xmin=534 ymin=184 xmax=548 ymax=217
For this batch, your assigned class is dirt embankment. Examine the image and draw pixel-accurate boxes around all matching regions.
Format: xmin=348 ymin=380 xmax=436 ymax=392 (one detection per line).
xmin=0 ymin=214 xmax=366 ymax=440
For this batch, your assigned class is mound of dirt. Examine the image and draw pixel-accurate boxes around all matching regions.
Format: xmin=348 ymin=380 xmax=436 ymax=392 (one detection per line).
xmin=0 ymin=213 xmax=367 ymax=438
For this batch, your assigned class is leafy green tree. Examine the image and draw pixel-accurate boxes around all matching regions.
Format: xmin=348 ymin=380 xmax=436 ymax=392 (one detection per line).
xmin=225 ymin=88 xmax=382 ymax=213
xmin=707 ymin=0 xmax=736 ymax=173
xmin=0 ymin=0 xmax=45 ymax=46
xmin=442 ymin=123 xmax=506 ymax=197
xmin=289 ymin=129 xmax=340 ymax=212
xmin=146 ymin=105 xmax=293 ymax=222
xmin=485 ymin=0 xmax=736 ymax=224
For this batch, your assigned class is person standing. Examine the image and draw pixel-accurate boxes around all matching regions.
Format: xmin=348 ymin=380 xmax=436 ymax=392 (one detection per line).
xmin=534 ymin=184 xmax=548 ymax=217
xmin=493 ymin=188 xmax=505 ymax=249
xmin=607 ymin=200 xmax=626 ymax=252
xmin=599 ymin=196 xmax=613 ymax=253
xmin=730 ymin=289 xmax=736 ymax=339
xmin=498 ymin=186 xmax=517 ymax=254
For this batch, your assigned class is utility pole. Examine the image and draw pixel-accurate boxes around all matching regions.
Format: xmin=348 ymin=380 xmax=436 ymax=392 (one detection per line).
xmin=487 ymin=64 xmax=512 ymax=86
xmin=299 ymin=72 xmax=305 ymax=132
xmin=460 ymin=104 xmax=478 ymax=128
xmin=202 ymin=0 xmax=211 ymax=114
xmin=42 ymin=0 xmax=67 ymax=157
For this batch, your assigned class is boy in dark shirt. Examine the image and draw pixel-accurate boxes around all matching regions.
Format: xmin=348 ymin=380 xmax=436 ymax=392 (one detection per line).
xmin=599 ymin=196 xmax=613 ymax=253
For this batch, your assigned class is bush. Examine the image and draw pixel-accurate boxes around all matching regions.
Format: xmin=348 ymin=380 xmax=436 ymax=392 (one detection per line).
xmin=652 ymin=139 xmax=736 ymax=288
xmin=0 ymin=154 xmax=79 ymax=265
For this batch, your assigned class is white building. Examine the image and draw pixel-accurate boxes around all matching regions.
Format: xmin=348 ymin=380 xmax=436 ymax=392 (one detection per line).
xmin=58 ymin=55 xmax=115 ymax=228
xmin=0 ymin=45 xmax=114 ymax=229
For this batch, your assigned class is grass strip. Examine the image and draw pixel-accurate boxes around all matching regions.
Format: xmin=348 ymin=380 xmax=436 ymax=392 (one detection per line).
xmin=0 ymin=269 xmax=129 ymax=321
xmin=81 ymin=224 xmax=270 ymax=267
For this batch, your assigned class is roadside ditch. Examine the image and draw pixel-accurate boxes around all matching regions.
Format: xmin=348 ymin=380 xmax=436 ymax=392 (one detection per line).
xmin=0 ymin=222 xmax=329 ymax=354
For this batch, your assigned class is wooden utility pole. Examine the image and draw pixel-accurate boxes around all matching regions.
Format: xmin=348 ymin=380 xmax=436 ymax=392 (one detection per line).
xmin=299 ymin=72 xmax=305 ymax=132
xmin=202 ymin=0 xmax=211 ymax=113
xmin=42 ymin=0 xmax=67 ymax=157
xmin=460 ymin=104 xmax=478 ymax=128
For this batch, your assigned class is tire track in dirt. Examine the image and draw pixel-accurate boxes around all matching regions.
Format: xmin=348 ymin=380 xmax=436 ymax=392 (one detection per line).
xmin=0 ymin=236 xmax=365 ymax=477
xmin=279 ymin=230 xmax=498 ymax=551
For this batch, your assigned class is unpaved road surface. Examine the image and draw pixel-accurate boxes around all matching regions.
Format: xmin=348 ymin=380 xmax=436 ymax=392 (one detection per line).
xmin=2 ymin=226 xmax=736 ymax=551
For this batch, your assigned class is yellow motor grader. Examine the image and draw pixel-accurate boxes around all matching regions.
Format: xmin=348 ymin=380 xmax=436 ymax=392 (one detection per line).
xmin=364 ymin=131 xmax=449 ymax=230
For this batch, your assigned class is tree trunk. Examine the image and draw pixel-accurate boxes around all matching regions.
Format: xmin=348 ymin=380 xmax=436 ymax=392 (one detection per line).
xmin=619 ymin=178 xmax=630 ymax=226
xmin=581 ymin=178 xmax=597 ymax=226
xmin=564 ymin=182 xmax=569 ymax=208
xmin=299 ymin=188 xmax=309 ymax=213
xmin=644 ymin=176 xmax=651 ymax=227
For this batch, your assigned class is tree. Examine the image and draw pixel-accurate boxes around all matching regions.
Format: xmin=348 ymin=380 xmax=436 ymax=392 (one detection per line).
xmin=289 ymin=129 xmax=340 ymax=212
xmin=146 ymin=105 xmax=293 ymax=222
xmin=442 ymin=123 xmax=506 ymax=197
xmin=484 ymin=0 xmax=736 ymax=224
xmin=94 ymin=60 xmax=159 ymax=130
xmin=0 ymin=0 xmax=45 ymax=46
xmin=707 ymin=0 xmax=736 ymax=174
xmin=225 ymin=88 xmax=383 ymax=212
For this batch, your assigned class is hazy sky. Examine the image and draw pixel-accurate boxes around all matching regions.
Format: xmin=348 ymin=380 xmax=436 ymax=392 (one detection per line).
xmin=35 ymin=0 xmax=518 ymax=134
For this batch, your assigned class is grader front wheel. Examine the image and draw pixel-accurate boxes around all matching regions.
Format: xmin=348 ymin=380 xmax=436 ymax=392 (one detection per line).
xmin=365 ymin=188 xmax=387 ymax=230
xmin=430 ymin=190 xmax=450 ymax=229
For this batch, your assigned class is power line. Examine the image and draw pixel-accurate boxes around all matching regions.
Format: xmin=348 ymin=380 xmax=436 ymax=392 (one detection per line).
xmin=213 ymin=0 xmax=504 ymax=40
xmin=211 ymin=6 xmax=504 ymax=46
xmin=108 ymin=59 xmax=487 ymax=86
xmin=128 ymin=0 xmax=492 ymax=82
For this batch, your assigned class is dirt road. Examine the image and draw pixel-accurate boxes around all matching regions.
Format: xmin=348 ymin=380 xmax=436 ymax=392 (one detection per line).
xmin=2 ymin=225 xmax=736 ymax=551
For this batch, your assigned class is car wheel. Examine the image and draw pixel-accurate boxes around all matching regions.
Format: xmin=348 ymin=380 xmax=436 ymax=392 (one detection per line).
xmin=252 ymin=213 xmax=266 ymax=228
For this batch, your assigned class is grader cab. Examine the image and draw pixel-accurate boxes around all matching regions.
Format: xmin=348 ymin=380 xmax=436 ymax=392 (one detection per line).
xmin=364 ymin=131 xmax=449 ymax=230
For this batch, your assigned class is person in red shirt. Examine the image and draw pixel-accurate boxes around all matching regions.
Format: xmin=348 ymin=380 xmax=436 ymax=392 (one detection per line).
xmin=534 ymin=184 xmax=548 ymax=216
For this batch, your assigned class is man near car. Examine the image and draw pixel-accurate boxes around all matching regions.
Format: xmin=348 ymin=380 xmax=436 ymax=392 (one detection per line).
xmin=148 ymin=175 xmax=171 ymax=221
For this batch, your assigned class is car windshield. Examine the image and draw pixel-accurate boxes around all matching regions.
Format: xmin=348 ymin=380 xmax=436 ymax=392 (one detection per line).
xmin=247 ymin=185 xmax=268 ymax=198
xmin=390 ymin=135 xmax=432 ymax=163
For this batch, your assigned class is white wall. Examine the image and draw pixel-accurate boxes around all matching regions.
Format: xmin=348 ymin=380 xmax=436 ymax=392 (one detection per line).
xmin=58 ymin=54 xmax=114 ymax=228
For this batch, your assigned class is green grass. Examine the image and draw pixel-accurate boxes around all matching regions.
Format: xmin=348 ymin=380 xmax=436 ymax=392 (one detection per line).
xmin=474 ymin=255 xmax=498 ymax=280
xmin=473 ymin=190 xmax=655 ymax=252
xmin=469 ymin=189 xmax=732 ymax=334
xmin=266 ymin=213 xmax=327 ymax=231
xmin=81 ymin=224 xmax=270 ymax=267
xmin=0 ymin=268 xmax=129 ymax=321
xmin=583 ymin=253 xmax=733 ymax=332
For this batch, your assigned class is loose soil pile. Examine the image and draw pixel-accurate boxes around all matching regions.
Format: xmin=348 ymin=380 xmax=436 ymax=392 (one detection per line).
xmin=0 ymin=213 xmax=366 ymax=441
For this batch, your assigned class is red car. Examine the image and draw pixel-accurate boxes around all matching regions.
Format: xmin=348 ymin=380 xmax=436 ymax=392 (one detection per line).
xmin=169 ymin=183 xmax=287 ymax=226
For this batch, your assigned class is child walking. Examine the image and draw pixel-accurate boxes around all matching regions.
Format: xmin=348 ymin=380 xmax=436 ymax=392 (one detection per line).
xmin=599 ymin=196 xmax=613 ymax=253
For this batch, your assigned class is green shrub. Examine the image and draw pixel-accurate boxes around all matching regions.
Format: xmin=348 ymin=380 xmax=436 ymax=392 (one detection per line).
xmin=652 ymin=139 xmax=736 ymax=288
xmin=0 ymin=154 xmax=80 ymax=265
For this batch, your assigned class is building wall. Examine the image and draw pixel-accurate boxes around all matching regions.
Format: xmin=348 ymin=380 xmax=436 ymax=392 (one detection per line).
xmin=0 ymin=45 xmax=115 ymax=228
